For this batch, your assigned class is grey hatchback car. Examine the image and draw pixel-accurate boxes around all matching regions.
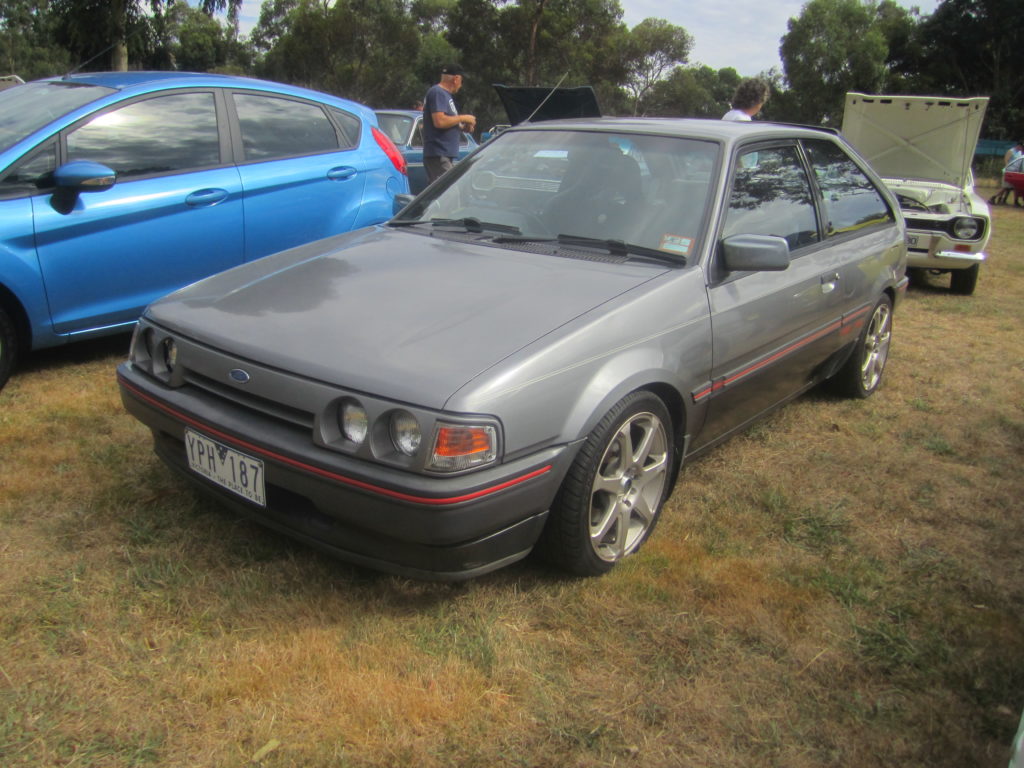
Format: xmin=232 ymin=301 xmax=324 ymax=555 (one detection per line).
xmin=118 ymin=118 xmax=908 ymax=580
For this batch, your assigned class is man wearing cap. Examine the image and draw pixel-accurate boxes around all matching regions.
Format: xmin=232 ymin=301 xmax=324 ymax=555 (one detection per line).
xmin=422 ymin=64 xmax=477 ymax=184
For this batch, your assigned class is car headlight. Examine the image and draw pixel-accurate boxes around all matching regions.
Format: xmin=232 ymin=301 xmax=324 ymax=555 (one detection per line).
xmin=428 ymin=423 xmax=497 ymax=471
xmin=390 ymin=411 xmax=422 ymax=456
xmin=340 ymin=400 xmax=369 ymax=445
xmin=162 ymin=338 xmax=177 ymax=372
xmin=952 ymin=217 xmax=982 ymax=240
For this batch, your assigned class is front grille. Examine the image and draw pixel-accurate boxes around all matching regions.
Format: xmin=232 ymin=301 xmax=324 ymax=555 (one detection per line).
xmin=185 ymin=370 xmax=315 ymax=430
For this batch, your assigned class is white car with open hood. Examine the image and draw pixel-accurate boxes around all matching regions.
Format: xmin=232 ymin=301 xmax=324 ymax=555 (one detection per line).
xmin=842 ymin=92 xmax=990 ymax=295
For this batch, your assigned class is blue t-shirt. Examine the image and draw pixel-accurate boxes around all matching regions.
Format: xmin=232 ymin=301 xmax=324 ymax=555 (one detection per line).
xmin=423 ymin=84 xmax=461 ymax=159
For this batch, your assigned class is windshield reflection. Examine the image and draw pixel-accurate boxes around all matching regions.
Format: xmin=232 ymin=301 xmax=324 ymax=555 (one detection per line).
xmin=395 ymin=129 xmax=719 ymax=258
xmin=0 ymin=82 xmax=114 ymax=155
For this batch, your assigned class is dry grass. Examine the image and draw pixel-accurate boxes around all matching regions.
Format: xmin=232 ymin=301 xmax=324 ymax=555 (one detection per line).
xmin=2 ymin=197 xmax=1023 ymax=767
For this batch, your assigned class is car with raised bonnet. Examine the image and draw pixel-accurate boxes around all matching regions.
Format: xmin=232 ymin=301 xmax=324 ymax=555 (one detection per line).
xmin=0 ymin=71 xmax=408 ymax=391
xmin=375 ymin=109 xmax=477 ymax=194
xmin=117 ymin=117 xmax=908 ymax=580
xmin=842 ymin=92 xmax=990 ymax=295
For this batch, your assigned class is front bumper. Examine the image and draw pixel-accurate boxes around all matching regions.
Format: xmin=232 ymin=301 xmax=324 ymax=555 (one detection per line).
xmin=118 ymin=363 xmax=576 ymax=580
xmin=906 ymin=232 xmax=986 ymax=271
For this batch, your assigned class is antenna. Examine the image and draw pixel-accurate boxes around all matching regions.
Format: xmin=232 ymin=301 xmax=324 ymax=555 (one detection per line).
xmin=64 ymin=24 xmax=147 ymax=78
xmin=522 ymin=72 xmax=570 ymax=124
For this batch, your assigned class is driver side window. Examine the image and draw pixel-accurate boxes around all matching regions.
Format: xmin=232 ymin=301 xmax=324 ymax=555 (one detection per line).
xmin=722 ymin=146 xmax=820 ymax=252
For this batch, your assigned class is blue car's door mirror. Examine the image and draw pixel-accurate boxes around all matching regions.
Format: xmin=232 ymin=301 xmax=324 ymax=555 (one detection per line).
xmin=54 ymin=160 xmax=117 ymax=193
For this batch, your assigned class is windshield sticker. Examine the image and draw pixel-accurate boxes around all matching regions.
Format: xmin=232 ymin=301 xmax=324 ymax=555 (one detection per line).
xmin=659 ymin=234 xmax=692 ymax=255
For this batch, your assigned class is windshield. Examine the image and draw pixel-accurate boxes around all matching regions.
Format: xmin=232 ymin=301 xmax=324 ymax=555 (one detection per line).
xmin=394 ymin=128 xmax=719 ymax=258
xmin=375 ymin=112 xmax=415 ymax=146
xmin=0 ymin=81 xmax=114 ymax=155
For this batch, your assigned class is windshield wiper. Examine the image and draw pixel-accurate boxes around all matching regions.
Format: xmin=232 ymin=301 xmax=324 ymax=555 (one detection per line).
xmin=493 ymin=233 xmax=685 ymax=266
xmin=429 ymin=217 xmax=522 ymax=235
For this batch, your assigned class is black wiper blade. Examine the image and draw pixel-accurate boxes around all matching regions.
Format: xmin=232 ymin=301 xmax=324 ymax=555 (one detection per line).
xmin=387 ymin=219 xmax=430 ymax=227
xmin=430 ymin=217 xmax=522 ymax=235
xmin=555 ymin=234 xmax=685 ymax=265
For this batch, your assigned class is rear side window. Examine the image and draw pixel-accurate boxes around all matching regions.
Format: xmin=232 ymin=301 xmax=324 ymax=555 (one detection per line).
xmin=803 ymin=139 xmax=894 ymax=236
xmin=723 ymin=145 xmax=820 ymax=251
xmin=234 ymin=94 xmax=340 ymax=161
xmin=66 ymin=92 xmax=220 ymax=178
xmin=329 ymin=107 xmax=361 ymax=149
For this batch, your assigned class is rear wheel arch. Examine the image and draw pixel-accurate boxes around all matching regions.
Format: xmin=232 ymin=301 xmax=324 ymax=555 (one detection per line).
xmin=0 ymin=285 xmax=30 ymax=390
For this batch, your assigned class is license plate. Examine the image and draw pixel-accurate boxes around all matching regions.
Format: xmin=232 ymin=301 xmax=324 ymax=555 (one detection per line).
xmin=185 ymin=429 xmax=266 ymax=506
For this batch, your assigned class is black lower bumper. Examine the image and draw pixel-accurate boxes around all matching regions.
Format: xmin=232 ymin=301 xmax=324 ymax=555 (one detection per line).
xmin=119 ymin=364 xmax=575 ymax=580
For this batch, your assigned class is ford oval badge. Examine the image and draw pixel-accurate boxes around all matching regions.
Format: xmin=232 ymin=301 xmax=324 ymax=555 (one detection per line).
xmin=229 ymin=368 xmax=251 ymax=384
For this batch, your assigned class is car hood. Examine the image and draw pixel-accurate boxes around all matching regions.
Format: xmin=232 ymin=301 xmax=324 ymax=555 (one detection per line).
xmin=841 ymin=92 xmax=989 ymax=189
xmin=493 ymin=84 xmax=601 ymax=125
xmin=146 ymin=227 xmax=663 ymax=408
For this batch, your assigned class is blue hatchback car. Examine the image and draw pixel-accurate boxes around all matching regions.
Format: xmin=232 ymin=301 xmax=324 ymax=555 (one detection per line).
xmin=375 ymin=109 xmax=477 ymax=194
xmin=0 ymin=71 xmax=409 ymax=390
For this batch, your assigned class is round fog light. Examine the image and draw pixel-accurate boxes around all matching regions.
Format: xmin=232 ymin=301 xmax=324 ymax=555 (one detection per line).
xmin=340 ymin=401 xmax=368 ymax=445
xmin=390 ymin=411 xmax=422 ymax=456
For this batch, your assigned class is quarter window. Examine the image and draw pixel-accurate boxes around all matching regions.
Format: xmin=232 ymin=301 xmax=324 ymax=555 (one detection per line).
xmin=233 ymin=94 xmax=339 ymax=161
xmin=0 ymin=143 xmax=57 ymax=196
xmin=723 ymin=145 xmax=820 ymax=251
xmin=66 ymin=93 xmax=220 ymax=178
xmin=804 ymin=139 xmax=893 ymax=235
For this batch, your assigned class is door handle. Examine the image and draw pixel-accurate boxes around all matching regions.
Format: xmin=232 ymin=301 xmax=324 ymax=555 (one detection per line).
xmin=327 ymin=167 xmax=358 ymax=181
xmin=185 ymin=188 xmax=229 ymax=207
xmin=821 ymin=272 xmax=840 ymax=294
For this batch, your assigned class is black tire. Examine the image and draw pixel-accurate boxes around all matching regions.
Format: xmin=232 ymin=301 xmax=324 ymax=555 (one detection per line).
xmin=950 ymin=264 xmax=979 ymax=295
xmin=540 ymin=391 xmax=674 ymax=576
xmin=0 ymin=306 xmax=16 ymax=392
xmin=829 ymin=295 xmax=892 ymax=399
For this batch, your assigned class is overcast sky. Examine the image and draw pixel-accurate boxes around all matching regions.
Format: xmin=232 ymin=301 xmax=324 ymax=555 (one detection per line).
xmin=233 ymin=0 xmax=941 ymax=78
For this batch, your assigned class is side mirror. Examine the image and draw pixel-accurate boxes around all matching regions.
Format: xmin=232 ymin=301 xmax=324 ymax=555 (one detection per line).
xmin=54 ymin=160 xmax=117 ymax=192
xmin=51 ymin=160 xmax=117 ymax=215
xmin=720 ymin=234 xmax=790 ymax=272
xmin=393 ymin=193 xmax=414 ymax=216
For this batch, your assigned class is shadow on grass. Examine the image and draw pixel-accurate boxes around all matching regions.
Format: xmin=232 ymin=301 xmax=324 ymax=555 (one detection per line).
xmin=17 ymin=331 xmax=133 ymax=375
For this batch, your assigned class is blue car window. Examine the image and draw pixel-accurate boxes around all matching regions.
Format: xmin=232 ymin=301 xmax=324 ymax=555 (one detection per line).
xmin=233 ymin=94 xmax=340 ymax=161
xmin=66 ymin=92 xmax=220 ymax=178
xmin=803 ymin=139 xmax=895 ymax=236
xmin=329 ymin=107 xmax=361 ymax=149
xmin=0 ymin=142 xmax=57 ymax=197
xmin=0 ymin=82 xmax=114 ymax=154
xmin=723 ymin=145 xmax=820 ymax=251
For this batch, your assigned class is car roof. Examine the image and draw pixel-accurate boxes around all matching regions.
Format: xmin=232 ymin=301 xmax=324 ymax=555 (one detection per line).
xmin=39 ymin=71 xmax=369 ymax=113
xmin=510 ymin=116 xmax=839 ymax=145
xmin=375 ymin=109 xmax=421 ymax=118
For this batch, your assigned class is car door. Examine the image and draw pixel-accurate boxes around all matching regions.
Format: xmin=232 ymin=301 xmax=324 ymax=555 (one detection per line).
xmin=696 ymin=142 xmax=845 ymax=446
xmin=32 ymin=90 xmax=244 ymax=336
xmin=229 ymin=92 xmax=368 ymax=260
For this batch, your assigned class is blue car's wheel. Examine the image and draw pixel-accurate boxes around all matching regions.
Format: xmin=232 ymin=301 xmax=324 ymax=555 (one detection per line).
xmin=541 ymin=391 xmax=673 ymax=576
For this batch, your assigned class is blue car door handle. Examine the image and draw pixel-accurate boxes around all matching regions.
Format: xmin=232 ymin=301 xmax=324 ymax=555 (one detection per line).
xmin=185 ymin=188 xmax=229 ymax=207
xmin=327 ymin=167 xmax=358 ymax=181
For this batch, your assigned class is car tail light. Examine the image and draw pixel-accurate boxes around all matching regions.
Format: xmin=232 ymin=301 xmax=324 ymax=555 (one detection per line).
xmin=372 ymin=126 xmax=407 ymax=176
xmin=428 ymin=424 xmax=497 ymax=472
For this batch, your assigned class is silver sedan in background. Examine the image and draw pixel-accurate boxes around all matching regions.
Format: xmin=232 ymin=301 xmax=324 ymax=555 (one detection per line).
xmin=118 ymin=118 xmax=907 ymax=580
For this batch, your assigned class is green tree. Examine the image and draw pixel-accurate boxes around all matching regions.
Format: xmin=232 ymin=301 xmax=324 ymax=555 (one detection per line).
xmin=780 ymin=0 xmax=888 ymax=125
xmin=51 ymin=0 xmax=240 ymax=71
xmin=646 ymin=65 xmax=739 ymax=118
xmin=0 ymin=0 xmax=71 ymax=79
xmin=255 ymin=0 xmax=421 ymax=106
xmin=914 ymin=0 xmax=1024 ymax=138
xmin=623 ymin=17 xmax=691 ymax=115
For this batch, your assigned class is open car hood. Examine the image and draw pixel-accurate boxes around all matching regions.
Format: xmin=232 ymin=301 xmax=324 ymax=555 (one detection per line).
xmin=493 ymin=84 xmax=601 ymax=125
xmin=841 ymin=92 xmax=989 ymax=189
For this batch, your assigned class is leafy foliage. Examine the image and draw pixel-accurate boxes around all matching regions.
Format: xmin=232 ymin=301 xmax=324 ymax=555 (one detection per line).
xmin=1 ymin=0 xmax=1022 ymax=139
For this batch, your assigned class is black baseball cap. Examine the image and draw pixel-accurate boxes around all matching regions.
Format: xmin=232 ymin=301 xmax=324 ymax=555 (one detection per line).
xmin=441 ymin=64 xmax=465 ymax=76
